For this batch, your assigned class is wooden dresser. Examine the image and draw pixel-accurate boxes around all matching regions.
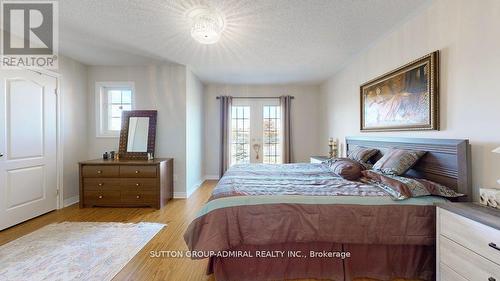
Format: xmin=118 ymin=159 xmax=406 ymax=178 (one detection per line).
xmin=79 ymin=158 xmax=173 ymax=209
xmin=436 ymin=203 xmax=500 ymax=281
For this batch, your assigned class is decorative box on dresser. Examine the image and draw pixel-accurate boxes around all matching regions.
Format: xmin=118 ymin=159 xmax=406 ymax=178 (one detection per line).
xmin=436 ymin=202 xmax=500 ymax=281
xmin=79 ymin=158 xmax=173 ymax=209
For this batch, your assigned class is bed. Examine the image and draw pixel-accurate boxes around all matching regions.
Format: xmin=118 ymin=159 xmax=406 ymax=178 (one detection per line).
xmin=184 ymin=137 xmax=471 ymax=281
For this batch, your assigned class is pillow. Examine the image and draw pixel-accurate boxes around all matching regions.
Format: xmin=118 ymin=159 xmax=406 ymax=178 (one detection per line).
xmin=358 ymin=162 xmax=374 ymax=170
xmin=362 ymin=170 xmax=464 ymax=200
xmin=361 ymin=170 xmax=413 ymax=199
xmin=348 ymin=146 xmax=379 ymax=163
xmin=326 ymin=158 xmax=365 ymax=181
xmin=414 ymin=178 xmax=465 ymax=198
xmin=372 ymin=149 xmax=426 ymax=175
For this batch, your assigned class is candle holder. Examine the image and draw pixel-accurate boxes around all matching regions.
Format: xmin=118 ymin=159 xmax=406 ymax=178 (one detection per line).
xmin=328 ymin=138 xmax=338 ymax=159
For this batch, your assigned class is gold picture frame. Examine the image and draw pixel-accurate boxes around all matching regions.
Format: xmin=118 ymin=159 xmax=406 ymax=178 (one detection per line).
xmin=360 ymin=51 xmax=439 ymax=132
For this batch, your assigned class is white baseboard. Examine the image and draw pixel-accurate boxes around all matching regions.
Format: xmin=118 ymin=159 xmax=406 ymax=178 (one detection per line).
xmin=173 ymin=192 xmax=187 ymax=199
xmin=63 ymin=196 xmax=79 ymax=207
xmin=174 ymin=180 xmax=203 ymax=198
xmin=186 ymin=183 xmax=201 ymax=198
xmin=174 ymin=176 xmax=219 ymax=199
xmin=204 ymin=175 xmax=220 ymax=180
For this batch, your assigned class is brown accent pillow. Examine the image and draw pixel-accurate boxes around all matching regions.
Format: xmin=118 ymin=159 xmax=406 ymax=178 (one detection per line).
xmin=414 ymin=178 xmax=465 ymax=198
xmin=362 ymin=170 xmax=464 ymax=200
xmin=372 ymin=149 xmax=426 ymax=175
xmin=326 ymin=158 xmax=365 ymax=181
xmin=362 ymin=170 xmax=412 ymax=199
xmin=348 ymin=146 xmax=379 ymax=163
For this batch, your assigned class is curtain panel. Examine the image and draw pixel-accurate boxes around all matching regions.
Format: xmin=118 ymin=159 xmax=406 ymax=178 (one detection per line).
xmin=219 ymin=96 xmax=232 ymax=177
xmin=280 ymin=95 xmax=292 ymax=163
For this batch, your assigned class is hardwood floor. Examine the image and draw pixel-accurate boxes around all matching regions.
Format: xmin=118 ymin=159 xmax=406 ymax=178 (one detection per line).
xmin=0 ymin=180 xmax=420 ymax=281
xmin=0 ymin=180 xmax=218 ymax=281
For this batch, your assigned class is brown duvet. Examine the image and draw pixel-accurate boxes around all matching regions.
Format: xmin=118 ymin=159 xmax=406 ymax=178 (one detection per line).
xmin=184 ymin=163 xmax=442 ymax=281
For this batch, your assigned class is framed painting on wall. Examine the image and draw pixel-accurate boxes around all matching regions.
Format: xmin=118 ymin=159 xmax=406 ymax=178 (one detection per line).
xmin=360 ymin=51 xmax=439 ymax=132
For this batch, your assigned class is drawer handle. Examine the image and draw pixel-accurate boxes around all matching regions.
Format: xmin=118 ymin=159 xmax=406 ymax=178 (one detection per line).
xmin=98 ymin=183 xmax=103 ymax=187
xmin=489 ymin=242 xmax=500 ymax=252
xmin=135 ymin=170 xmax=140 ymax=174
xmin=97 ymin=170 xmax=102 ymax=174
xmin=136 ymin=183 xmax=140 ymax=187
xmin=136 ymin=195 xmax=141 ymax=199
xmin=98 ymin=195 xmax=103 ymax=199
xmin=489 ymin=277 xmax=496 ymax=281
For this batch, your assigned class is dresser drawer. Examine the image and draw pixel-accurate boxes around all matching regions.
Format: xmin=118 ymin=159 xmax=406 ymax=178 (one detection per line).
xmin=82 ymin=165 xmax=119 ymax=178
xmin=121 ymin=190 xmax=157 ymax=204
xmin=120 ymin=178 xmax=157 ymax=191
xmin=120 ymin=165 xmax=157 ymax=177
xmin=79 ymin=159 xmax=173 ymax=209
xmin=440 ymin=235 xmax=500 ymax=280
xmin=83 ymin=178 xmax=121 ymax=191
xmin=439 ymin=263 xmax=468 ymax=281
xmin=440 ymin=209 xmax=500 ymax=265
xmin=84 ymin=190 xmax=121 ymax=205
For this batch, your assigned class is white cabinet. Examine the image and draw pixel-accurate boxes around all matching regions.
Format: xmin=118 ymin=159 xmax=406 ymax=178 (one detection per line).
xmin=437 ymin=204 xmax=500 ymax=281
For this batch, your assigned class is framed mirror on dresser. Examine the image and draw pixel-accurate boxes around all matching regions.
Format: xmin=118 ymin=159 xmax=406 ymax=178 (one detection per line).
xmin=79 ymin=110 xmax=173 ymax=209
xmin=119 ymin=110 xmax=157 ymax=160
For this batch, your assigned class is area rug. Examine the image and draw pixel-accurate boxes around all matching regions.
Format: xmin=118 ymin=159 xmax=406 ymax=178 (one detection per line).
xmin=0 ymin=222 xmax=165 ymax=281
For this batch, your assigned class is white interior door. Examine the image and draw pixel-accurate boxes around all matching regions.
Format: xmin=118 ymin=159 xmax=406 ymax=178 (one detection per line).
xmin=0 ymin=70 xmax=58 ymax=231
xmin=231 ymin=98 xmax=281 ymax=165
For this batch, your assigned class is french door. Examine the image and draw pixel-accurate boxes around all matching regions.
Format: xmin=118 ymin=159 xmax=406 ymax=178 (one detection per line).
xmin=0 ymin=69 xmax=58 ymax=230
xmin=230 ymin=98 xmax=282 ymax=165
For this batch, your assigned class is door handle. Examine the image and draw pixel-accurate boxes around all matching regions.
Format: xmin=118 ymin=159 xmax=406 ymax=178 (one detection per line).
xmin=489 ymin=242 xmax=500 ymax=252
xmin=0 ymin=153 xmax=3 ymax=157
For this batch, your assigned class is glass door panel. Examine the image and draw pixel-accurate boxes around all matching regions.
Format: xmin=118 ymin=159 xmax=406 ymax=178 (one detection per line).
xmin=230 ymin=99 xmax=281 ymax=165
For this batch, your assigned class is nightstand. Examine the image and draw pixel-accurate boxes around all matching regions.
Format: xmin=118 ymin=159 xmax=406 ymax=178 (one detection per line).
xmin=310 ymin=156 xmax=329 ymax=163
xmin=436 ymin=203 xmax=500 ymax=281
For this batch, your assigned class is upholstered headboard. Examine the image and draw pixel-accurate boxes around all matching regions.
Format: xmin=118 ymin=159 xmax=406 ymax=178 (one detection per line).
xmin=346 ymin=137 xmax=472 ymax=201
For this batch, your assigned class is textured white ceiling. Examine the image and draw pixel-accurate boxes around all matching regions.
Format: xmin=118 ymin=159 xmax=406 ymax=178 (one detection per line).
xmin=59 ymin=0 xmax=430 ymax=84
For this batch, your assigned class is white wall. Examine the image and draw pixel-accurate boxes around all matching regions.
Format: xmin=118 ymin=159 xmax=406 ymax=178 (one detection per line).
xmin=87 ymin=64 xmax=188 ymax=195
xmin=320 ymin=0 xmax=500 ymax=201
xmin=204 ymin=84 xmax=323 ymax=177
xmin=186 ymin=68 xmax=205 ymax=196
xmin=58 ymin=56 xmax=88 ymax=205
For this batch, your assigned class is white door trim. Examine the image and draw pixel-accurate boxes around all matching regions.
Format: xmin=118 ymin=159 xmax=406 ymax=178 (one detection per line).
xmin=27 ymin=69 xmax=63 ymax=210
xmin=56 ymin=78 xmax=63 ymax=209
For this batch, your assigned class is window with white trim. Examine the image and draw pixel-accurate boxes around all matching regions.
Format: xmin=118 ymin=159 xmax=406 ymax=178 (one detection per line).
xmin=96 ymin=82 xmax=134 ymax=137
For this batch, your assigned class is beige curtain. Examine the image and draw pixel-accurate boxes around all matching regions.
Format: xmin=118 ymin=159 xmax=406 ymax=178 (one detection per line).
xmin=219 ymin=96 xmax=232 ymax=177
xmin=280 ymin=95 xmax=292 ymax=163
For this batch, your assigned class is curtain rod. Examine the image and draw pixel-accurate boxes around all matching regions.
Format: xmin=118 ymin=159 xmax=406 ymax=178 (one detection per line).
xmin=216 ymin=96 xmax=294 ymax=99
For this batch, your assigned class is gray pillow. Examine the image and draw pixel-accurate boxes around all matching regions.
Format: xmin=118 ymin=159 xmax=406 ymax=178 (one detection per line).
xmin=372 ymin=149 xmax=426 ymax=175
xmin=348 ymin=146 xmax=379 ymax=163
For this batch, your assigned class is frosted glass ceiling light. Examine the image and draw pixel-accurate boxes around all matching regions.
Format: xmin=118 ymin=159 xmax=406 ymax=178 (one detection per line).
xmin=188 ymin=7 xmax=225 ymax=44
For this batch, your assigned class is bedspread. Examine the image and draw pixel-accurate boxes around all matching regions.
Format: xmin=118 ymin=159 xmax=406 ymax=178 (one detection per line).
xmin=184 ymin=163 xmax=446 ymax=254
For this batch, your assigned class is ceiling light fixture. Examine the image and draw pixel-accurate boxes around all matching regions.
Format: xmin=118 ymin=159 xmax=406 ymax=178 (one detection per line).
xmin=187 ymin=7 xmax=225 ymax=44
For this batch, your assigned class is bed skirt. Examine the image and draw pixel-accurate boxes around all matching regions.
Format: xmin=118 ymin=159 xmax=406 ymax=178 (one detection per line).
xmin=209 ymin=242 xmax=434 ymax=281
